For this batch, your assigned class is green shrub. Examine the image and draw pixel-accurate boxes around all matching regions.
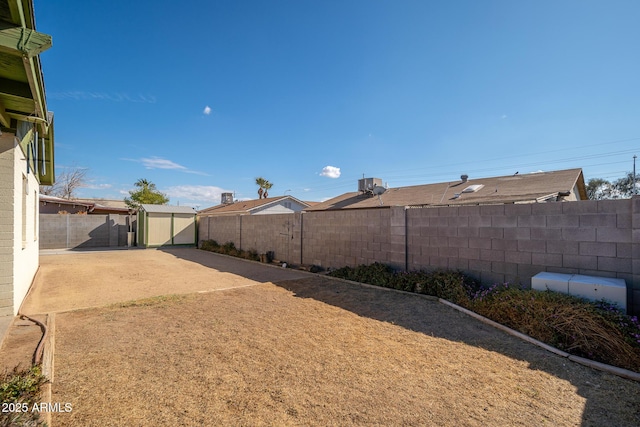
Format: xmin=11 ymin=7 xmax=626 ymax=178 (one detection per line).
xmin=200 ymin=239 xmax=220 ymax=251
xmin=200 ymin=239 xmax=260 ymax=262
xmin=328 ymin=265 xmax=478 ymax=305
xmin=0 ymin=365 xmax=48 ymax=426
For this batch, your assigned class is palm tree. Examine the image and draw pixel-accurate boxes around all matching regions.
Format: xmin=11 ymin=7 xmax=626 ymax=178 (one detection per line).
xmin=263 ymin=180 xmax=273 ymax=198
xmin=255 ymin=177 xmax=267 ymax=199
xmin=255 ymin=177 xmax=275 ymax=199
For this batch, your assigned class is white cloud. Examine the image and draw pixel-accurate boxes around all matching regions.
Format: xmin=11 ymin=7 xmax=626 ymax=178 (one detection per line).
xmin=121 ymin=157 xmax=210 ymax=176
xmin=82 ymin=183 xmax=112 ymax=190
xmin=203 ymin=105 xmax=212 ymax=115
xmin=320 ymin=165 xmax=341 ymax=178
xmin=141 ymin=157 xmax=187 ymax=170
xmin=164 ymin=185 xmax=230 ymax=204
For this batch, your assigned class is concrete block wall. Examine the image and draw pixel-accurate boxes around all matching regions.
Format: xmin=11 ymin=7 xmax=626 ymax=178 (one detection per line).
xmin=198 ymin=216 xmax=241 ymax=250
xmin=0 ymin=133 xmax=15 ymax=317
xmin=199 ymin=214 xmax=301 ymax=262
xmin=632 ymin=197 xmax=640 ymax=315
xmin=197 ymin=197 xmax=639 ymax=314
xmin=406 ymin=198 xmax=638 ymax=313
xmin=241 ymin=214 xmax=298 ymax=262
xmin=301 ymin=209 xmax=393 ymax=268
xmin=39 ymin=214 xmax=132 ymax=249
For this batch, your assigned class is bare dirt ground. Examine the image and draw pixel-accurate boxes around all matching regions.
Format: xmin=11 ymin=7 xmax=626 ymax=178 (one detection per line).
xmin=4 ymin=248 xmax=640 ymax=426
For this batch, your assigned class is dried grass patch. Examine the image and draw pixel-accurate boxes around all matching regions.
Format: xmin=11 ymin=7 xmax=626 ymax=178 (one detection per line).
xmin=50 ymin=277 xmax=640 ymax=426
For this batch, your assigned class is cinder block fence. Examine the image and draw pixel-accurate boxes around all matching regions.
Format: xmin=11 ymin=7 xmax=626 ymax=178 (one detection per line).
xmin=198 ymin=196 xmax=640 ymax=315
xmin=39 ymin=214 xmax=134 ymax=249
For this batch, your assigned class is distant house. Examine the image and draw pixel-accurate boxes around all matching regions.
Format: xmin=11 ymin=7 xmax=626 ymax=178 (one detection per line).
xmin=306 ymin=168 xmax=588 ymax=211
xmin=0 ymin=0 xmax=54 ymax=321
xmin=199 ymin=194 xmax=314 ymax=217
xmin=39 ymin=195 xmax=132 ymax=215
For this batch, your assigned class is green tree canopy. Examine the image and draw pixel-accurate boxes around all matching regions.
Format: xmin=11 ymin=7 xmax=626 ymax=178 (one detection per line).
xmin=586 ymin=178 xmax=614 ymax=200
xmin=613 ymin=172 xmax=639 ymax=198
xmin=586 ymin=172 xmax=639 ymax=200
xmin=124 ymin=178 xmax=169 ymax=209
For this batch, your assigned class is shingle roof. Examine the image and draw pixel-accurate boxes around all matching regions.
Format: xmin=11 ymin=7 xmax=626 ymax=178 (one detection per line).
xmin=39 ymin=195 xmax=132 ymax=214
xmin=140 ymin=204 xmax=196 ymax=214
xmin=306 ymin=168 xmax=587 ymax=211
xmin=198 ymin=196 xmax=310 ymax=216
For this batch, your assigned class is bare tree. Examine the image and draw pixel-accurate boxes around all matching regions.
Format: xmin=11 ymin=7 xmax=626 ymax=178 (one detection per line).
xmin=40 ymin=167 xmax=88 ymax=199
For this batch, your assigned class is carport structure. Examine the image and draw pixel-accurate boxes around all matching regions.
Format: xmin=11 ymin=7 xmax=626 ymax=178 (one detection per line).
xmin=136 ymin=204 xmax=197 ymax=247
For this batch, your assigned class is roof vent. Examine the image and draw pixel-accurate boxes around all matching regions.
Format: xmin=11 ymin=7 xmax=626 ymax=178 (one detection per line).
xmin=462 ymin=184 xmax=484 ymax=193
xmin=461 ymin=174 xmax=468 ymax=183
xmin=221 ymin=193 xmax=234 ymax=204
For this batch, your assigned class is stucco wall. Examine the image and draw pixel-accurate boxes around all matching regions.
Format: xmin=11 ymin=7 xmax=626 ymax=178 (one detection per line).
xmin=198 ymin=197 xmax=640 ymax=315
xmin=0 ymin=132 xmax=40 ymax=316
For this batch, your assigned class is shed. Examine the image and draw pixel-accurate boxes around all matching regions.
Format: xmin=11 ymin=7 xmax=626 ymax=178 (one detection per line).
xmin=137 ymin=204 xmax=197 ymax=247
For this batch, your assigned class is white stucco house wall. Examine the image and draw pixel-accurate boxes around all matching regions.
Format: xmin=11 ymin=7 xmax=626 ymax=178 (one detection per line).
xmin=0 ymin=0 xmax=55 ymax=330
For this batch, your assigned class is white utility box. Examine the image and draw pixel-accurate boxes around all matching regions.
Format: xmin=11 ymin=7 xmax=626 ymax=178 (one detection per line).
xmin=532 ymin=272 xmax=627 ymax=312
xmin=568 ymin=275 xmax=627 ymax=312
xmin=531 ymin=272 xmax=570 ymax=294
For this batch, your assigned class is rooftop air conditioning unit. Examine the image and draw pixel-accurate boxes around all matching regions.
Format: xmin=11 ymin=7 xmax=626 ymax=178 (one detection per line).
xmin=221 ymin=193 xmax=234 ymax=204
xmin=358 ymin=178 xmax=383 ymax=194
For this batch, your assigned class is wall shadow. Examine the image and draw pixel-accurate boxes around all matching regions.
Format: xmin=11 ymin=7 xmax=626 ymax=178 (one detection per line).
xmin=157 ymin=247 xmax=312 ymax=284
xmin=275 ymin=277 xmax=640 ymax=427
xmin=163 ymin=247 xmax=640 ymax=426
xmin=73 ymin=218 xmax=111 ymax=249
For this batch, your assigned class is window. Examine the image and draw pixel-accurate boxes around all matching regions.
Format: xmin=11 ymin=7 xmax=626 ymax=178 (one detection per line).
xmin=33 ymin=190 xmax=38 ymax=241
xmin=22 ymin=174 xmax=27 ymax=247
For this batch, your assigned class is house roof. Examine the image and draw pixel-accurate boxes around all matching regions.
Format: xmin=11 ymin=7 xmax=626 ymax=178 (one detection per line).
xmin=306 ymin=168 xmax=587 ymax=211
xmin=198 ymin=196 xmax=310 ymax=216
xmin=140 ymin=204 xmax=196 ymax=214
xmin=74 ymin=198 xmax=129 ymax=209
xmin=40 ymin=195 xmax=132 ymax=214
xmin=0 ymin=0 xmax=55 ymax=185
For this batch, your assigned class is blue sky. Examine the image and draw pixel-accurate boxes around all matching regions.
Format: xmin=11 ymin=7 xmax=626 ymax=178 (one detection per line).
xmin=34 ymin=0 xmax=639 ymax=208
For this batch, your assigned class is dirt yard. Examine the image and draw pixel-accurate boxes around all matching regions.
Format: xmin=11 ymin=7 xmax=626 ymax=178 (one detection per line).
xmin=9 ymin=249 xmax=640 ymax=425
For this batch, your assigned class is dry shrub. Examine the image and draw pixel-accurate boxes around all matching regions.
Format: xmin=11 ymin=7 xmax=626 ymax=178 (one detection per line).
xmin=329 ymin=263 xmax=640 ymax=373
xmin=199 ymin=239 xmax=260 ymax=261
xmin=466 ymin=284 xmax=640 ymax=372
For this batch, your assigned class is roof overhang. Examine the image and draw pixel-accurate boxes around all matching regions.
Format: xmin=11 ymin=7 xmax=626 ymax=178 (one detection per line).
xmin=0 ymin=0 xmax=54 ymax=184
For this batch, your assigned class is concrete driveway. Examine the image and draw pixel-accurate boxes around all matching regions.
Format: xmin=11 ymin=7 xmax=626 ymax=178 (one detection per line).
xmin=22 ymin=247 xmax=313 ymax=315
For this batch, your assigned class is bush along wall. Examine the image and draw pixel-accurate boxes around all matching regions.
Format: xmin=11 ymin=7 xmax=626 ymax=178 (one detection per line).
xmin=328 ymin=263 xmax=640 ymax=373
xmin=200 ymin=240 xmax=260 ymax=262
